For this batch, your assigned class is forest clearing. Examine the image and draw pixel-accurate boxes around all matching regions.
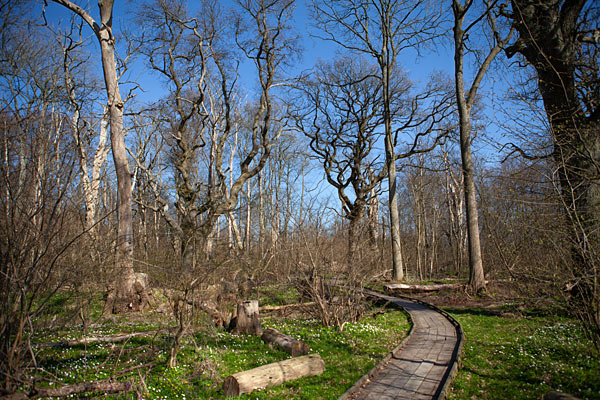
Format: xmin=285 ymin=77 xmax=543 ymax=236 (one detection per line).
xmin=1 ymin=0 xmax=599 ymax=398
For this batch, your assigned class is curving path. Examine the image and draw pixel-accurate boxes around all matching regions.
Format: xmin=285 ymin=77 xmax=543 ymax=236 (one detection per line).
xmin=340 ymin=290 xmax=463 ymax=400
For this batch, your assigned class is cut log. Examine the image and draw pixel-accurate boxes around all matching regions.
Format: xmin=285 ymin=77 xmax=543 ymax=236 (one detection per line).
xmin=0 ymin=380 xmax=130 ymax=400
xmin=261 ymin=328 xmax=309 ymax=357
xmin=229 ymin=300 xmax=262 ymax=335
xmin=222 ymin=354 xmax=325 ymax=397
xmin=384 ymin=281 xmax=491 ymax=293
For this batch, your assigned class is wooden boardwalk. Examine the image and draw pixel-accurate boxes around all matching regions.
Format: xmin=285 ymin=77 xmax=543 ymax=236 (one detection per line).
xmin=340 ymin=291 xmax=463 ymax=400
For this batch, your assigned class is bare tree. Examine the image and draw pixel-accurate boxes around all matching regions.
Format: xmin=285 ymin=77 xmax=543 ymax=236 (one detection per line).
xmin=292 ymin=57 xmax=395 ymax=265
xmin=452 ymin=0 xmax=514 ymax=292
xmin=57 ymin=23 xmax=110 ymax=246
xmin=0 ymin=9 xmax=85 ymax=389
xmin=133 ymin=0 xmax=295 ymax=257
xmin=312 ymin=0 xmax=443 ymax=281
xmin=441 ymin=146 xmax=466 ymax=275
xmin=128 ymin=0 xmax=296 ymax=366
xmin=49 ymin=0 xmax=145 ymax=313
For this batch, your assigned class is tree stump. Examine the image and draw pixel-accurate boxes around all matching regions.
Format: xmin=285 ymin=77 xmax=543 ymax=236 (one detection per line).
xmin=103 ymin=272 xmax=151 ymax=314
xmin=229 ymin=300 xmax=262 ymax=335
xmin=261 ymin=327 xmax=309 ymax=356
xmin=222 ymin=354 xmax=326 ymax=397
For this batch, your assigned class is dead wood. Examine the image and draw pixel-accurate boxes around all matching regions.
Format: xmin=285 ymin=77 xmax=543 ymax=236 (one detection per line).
xmin=228 ymin=300 xmax=262 ymax=335
xmin=260 ymin=302 xmax=315 ymax=312
xmin=222 ymin=354 xmax=325 ymax=397
xmin=261 ymin=327 xmax=309 ymax=356
xmin=0 ymin=380 xmax=129 ymax=400
xmin=384 ymin=281 xmax=492 ymax=293
xmin=384 ymin=283 xmax=465 ymax=293
xmin=39 ymin=328 xmax=174 ymax=348
xmin=544 ymin=391 xmax=581 ymax=400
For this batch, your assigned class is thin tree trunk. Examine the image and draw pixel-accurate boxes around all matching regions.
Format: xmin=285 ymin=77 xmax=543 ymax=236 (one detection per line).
xmin=245 ymin=180 xmax=252 ymax=252
xmin=258 ymin=172 xmax=264 ymax=253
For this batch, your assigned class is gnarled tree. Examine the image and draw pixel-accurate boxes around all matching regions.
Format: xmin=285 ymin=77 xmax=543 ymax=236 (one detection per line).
xmin=312 ymin=0 xmax=444 ymax=281
xmin=292 ymin=57 xmax=403 ymax=265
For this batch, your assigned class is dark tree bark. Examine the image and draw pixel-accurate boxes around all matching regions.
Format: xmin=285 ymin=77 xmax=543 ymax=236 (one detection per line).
xmin=507 ymin=0 xmax=599 ymax=231
xmin=507 ymin=0 xmax=600 ymax=345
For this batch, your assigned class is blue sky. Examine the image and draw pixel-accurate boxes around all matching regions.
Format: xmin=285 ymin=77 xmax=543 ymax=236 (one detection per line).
xmin=43 ymin=0 xmax=457 ymax=102
xmin=41 ymin=0 xmax=518 ymax=211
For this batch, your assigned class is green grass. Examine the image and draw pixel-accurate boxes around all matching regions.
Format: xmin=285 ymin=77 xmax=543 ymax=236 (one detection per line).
xmin=447 ymin=308 xmax=600 ymax=400
xmin=257 ymin=285 xmax=301 ymax=306
xmin=30 ymin=290 xmax=600 ymax=400
xmin=33 ymin=307 xmax=409 ymax=399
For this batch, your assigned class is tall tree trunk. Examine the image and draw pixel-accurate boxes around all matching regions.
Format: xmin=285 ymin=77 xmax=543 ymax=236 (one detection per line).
xmin=100 ymin=21 xmax=138 ymax=312
xmin=367 ymin=168 xmax=380 ymax=246
xmin=51 ymin=0 xmax=144 ymax=312
xmin=382 ymin=49 xmax=404 ymax=281
xmin=452 ymin=0 xmax=512 ymax=292
xmin=258 ymin=172 xmax=265 ymax=253
xmin=457 ymin=110 xmax=485 ymax=292
xmin=245 ymin=180 xmax=252 ymax=252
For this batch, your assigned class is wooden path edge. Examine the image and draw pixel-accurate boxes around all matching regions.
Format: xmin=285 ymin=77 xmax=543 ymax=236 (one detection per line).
xmin=337 ymin=293 xmax=416 ymax=400
xmin=337 ymin=289 xmax=465 ymax=400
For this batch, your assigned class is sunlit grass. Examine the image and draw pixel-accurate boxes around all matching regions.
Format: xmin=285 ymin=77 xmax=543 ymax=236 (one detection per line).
xmin=34 ymin=306 xmax=409 ymax=399
xmin=447 ymin=308 xmax=600 ymax=400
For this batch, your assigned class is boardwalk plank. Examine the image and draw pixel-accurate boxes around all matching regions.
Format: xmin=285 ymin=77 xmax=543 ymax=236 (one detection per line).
xmin=342 ymin=293 xmax=462 ymax=400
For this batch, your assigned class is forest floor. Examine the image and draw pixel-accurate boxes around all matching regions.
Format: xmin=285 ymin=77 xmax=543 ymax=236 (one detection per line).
xmin=11 ymin=281 xmax=600 ymax=399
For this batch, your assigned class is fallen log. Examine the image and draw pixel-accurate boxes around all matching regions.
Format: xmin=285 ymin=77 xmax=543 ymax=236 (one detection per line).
xmin=0 ymin=380 xmax=130 ymax=400
xmin=260 ymin=302 xmax=315 ymax=312
xmin=384 ymin=280 xmax=491 ymax=293
xmin=544 ymin=391 xmax=581 ymax=400
xmin=384 ymin=283 xmax=465 ymax=293
xmin=261 ymin=328 xmax=309 ymax=357
xmin=222 ymin=353 xmax=325 ymax=397
xmin=39 ymin=328 xmax=174 ymax=348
